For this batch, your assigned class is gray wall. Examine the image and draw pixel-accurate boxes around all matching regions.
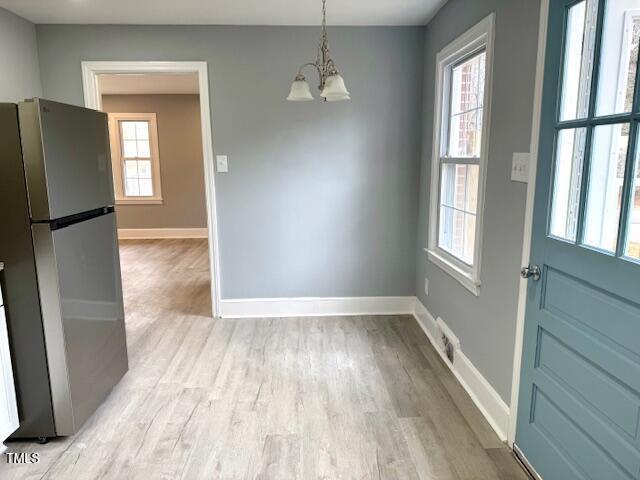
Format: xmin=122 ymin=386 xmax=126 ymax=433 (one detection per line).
xmin=35 ymin=25 xmax=424 ymax=299
xmin=0 ymin=8 xmax=42 ymax=102
xmin=416 ymin=0 xmax=540 ymax=403
xmin=102 ymin=94 xmax=207 ymax=230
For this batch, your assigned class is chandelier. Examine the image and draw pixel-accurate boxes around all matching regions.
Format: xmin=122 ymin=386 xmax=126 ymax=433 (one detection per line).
xmin=286 ymin=0 xmax=350 ymax=102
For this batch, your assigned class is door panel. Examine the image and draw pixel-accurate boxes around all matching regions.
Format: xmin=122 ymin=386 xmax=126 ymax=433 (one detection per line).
xmin=531 ymin=387 xmax=636 ymax=480
xmin=51 ymin=212 xmax=128 ymax=433
xmin=543 ymin=269 xmax=640 ymax=359
xmin=537 ymin=328 xmax=639 ymax=438
xmin=516 ymin=0 xmax=640 ymax=478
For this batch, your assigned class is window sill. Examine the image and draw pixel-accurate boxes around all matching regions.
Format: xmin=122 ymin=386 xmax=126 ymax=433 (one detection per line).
xmin=425 ymin=248 xmax=481 ymax=296
xmin=115 ymin=198 xmax=163 ymax=205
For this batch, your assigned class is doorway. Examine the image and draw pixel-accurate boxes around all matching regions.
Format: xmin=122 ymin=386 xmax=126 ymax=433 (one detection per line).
xmin=514 ymin=1 xmax=640 ymax=478
xmin=81 ymin=62 xmax=221 ymax=318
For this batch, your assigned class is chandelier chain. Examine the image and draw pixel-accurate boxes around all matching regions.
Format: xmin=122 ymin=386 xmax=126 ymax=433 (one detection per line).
xmin=314 ymin=0 xmax=337 ymax=85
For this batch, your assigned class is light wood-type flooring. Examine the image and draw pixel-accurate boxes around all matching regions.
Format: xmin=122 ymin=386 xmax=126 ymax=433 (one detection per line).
xmin=1 ymin=239 xmax=528 ymax=479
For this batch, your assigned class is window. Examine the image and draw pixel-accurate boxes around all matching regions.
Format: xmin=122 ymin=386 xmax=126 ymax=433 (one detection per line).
xmin=427 ymin=15 xmax=494 ymax=295
xmin=549 ymin=0 xmax=640 ymax=261
xmin=107 ymin=113 xmax=162 ymax=204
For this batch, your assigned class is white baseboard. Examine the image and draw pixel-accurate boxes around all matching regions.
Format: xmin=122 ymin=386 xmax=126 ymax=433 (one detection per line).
xmin=118 ymin=228 xmax=208 ymax=239
xmin=413 ymin=299 xmax=510 ymax=442
xmin=220 ymin=296 xmax=415 ymax=319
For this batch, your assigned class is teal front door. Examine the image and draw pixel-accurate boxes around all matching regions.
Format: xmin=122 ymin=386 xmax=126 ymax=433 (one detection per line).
xmin=515 ymin=1 xmax=640 ymax=479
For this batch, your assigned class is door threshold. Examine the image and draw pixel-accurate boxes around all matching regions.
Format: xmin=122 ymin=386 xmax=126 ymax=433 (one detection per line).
xmin=513 ymin=443 xmax=543 ymax=480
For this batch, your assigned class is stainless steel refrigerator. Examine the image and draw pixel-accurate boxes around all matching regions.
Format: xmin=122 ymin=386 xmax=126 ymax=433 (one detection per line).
xmin=0 ymin=99 xmax=128 ymax=440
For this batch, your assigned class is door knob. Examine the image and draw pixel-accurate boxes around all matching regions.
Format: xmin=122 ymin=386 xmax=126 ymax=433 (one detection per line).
xmin=521 ymin=264 xmax=541 ymax=281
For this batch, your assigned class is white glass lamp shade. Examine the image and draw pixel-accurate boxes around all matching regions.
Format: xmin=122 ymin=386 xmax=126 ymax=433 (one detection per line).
xmin=320 ymin=74 xmax=350 ymax=101
xmin=326 ymin=94 xmax=351 ymax=102
xmin=287 ymin=78 xmax=314 ymax=101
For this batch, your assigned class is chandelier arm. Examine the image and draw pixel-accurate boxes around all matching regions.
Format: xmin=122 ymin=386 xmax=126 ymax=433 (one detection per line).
xmin=296 ymin=62 xmax=325 ymax=90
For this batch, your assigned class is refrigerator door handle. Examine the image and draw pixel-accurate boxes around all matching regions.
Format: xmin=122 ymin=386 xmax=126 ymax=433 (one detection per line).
xmin=45 ymin=207 xmax=115 ymax=231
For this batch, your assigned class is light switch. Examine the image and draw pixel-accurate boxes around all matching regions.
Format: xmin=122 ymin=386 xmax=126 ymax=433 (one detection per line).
xmin=216 ymin=155 xmax=229 ymax=173
xmin=511 ymin=152 xmax=530 ymax=183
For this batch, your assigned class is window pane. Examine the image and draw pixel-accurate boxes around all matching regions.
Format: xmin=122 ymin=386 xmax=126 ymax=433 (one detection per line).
xmin=448 ymin=50 xmax=485 ymax=158
xmin=439 ymin=162 xmax=478 ymax=265
xmin=439 ymin=205 xmax=453 ymax=250
xmin=451 ymin=51 xmax=486 ymax=115
xmin=137 ymin=160 xmax=152 ymax=178
xmin=121 ymin=121 xmax=137 ymax=140
xmin=596 ymin=1 xmax=640 ymax=116
xmin=123 ymin=140 xmax=137 ymax=158
xmin=441 ymin=164 xmax=467 ymax=209
xmin=466 ymin=165 xmax=479 ymax=214
xmin=137 ymin=140 xmax=151 ymax=158
xmin=550 ymin=128 xmax=587 ymax=241
xmin=559 ymin=0 xmax=598 ymax=121
xmin=440 ymin=206 xmax=466 ymax=260
xmin=139 ymin=178 xmax=153 ymax=196
xmin=463 ymin=213 xmax=476 ymax=263
xmin=627 ymin=140 xmax=640 ymax=259
xmin=124 ymin=160 xmax=138 ymax=179
xmin=135 ymin=121 xmax=149 ymax=140
xmin=583 ymin=124 xmax=630 ymax=251
xmin=452 ymin=209 xmax=466 ymax=261
xmin=449 ymin=111 xmax=481 ymax=157
xmin=125 ymin=178 xmax=139 ymax=196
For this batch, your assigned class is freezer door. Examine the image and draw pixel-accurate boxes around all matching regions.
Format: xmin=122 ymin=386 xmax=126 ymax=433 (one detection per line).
xmin=19 ymin=99 xmax=114 ymax=221
xmin=32 ymin=212 xmax=128 ymax=435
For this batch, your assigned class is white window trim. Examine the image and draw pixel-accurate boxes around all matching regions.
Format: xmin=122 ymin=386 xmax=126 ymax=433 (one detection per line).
xmin=107 ymin=112 xmax=163 ymax=205
xmin=426 ymin=13 xmax=495 ymax=296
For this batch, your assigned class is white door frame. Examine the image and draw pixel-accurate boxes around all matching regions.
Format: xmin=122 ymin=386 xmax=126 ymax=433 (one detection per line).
xmin=81 ymin=61 xmax=222 ymax=318
xmin=507 ymin=0 xmax=550 ymax=446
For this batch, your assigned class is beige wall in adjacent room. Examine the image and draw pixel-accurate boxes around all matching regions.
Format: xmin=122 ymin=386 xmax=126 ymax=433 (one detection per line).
xmin=102 ymin=94 xmax=206 ymax=229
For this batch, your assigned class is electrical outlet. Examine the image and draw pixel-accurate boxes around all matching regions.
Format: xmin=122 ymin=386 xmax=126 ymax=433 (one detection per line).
xmin=424 ymin=277 xmax=429 ymax=296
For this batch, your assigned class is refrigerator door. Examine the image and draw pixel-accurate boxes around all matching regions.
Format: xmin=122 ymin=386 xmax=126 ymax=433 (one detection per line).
xmin=32 ymin=212 xmax=128 ymax=435
xmin=19 ymin=98 xmax=114 ymax=221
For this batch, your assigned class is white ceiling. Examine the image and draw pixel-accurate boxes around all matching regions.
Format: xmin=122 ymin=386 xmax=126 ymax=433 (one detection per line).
xmin=99 ymin=73 xmax=200 ymax=95
xmin=0 ymin=0 xmax=447 ymax=26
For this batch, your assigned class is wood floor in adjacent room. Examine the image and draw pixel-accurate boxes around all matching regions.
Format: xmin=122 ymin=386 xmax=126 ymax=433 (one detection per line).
xmin=1 ymin=239 xmax=528 ymax=480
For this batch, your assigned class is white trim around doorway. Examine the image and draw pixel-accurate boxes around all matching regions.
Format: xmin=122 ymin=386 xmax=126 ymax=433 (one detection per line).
xmin=507 ymin=0 xmax=550 ymax=447
xmin=81 ymin=61 xmax=222 ymax=318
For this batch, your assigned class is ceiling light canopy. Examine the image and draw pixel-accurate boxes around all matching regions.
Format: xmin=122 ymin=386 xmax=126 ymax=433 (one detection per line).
xmin=286 ymin=0 xmax=350 ymax=103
